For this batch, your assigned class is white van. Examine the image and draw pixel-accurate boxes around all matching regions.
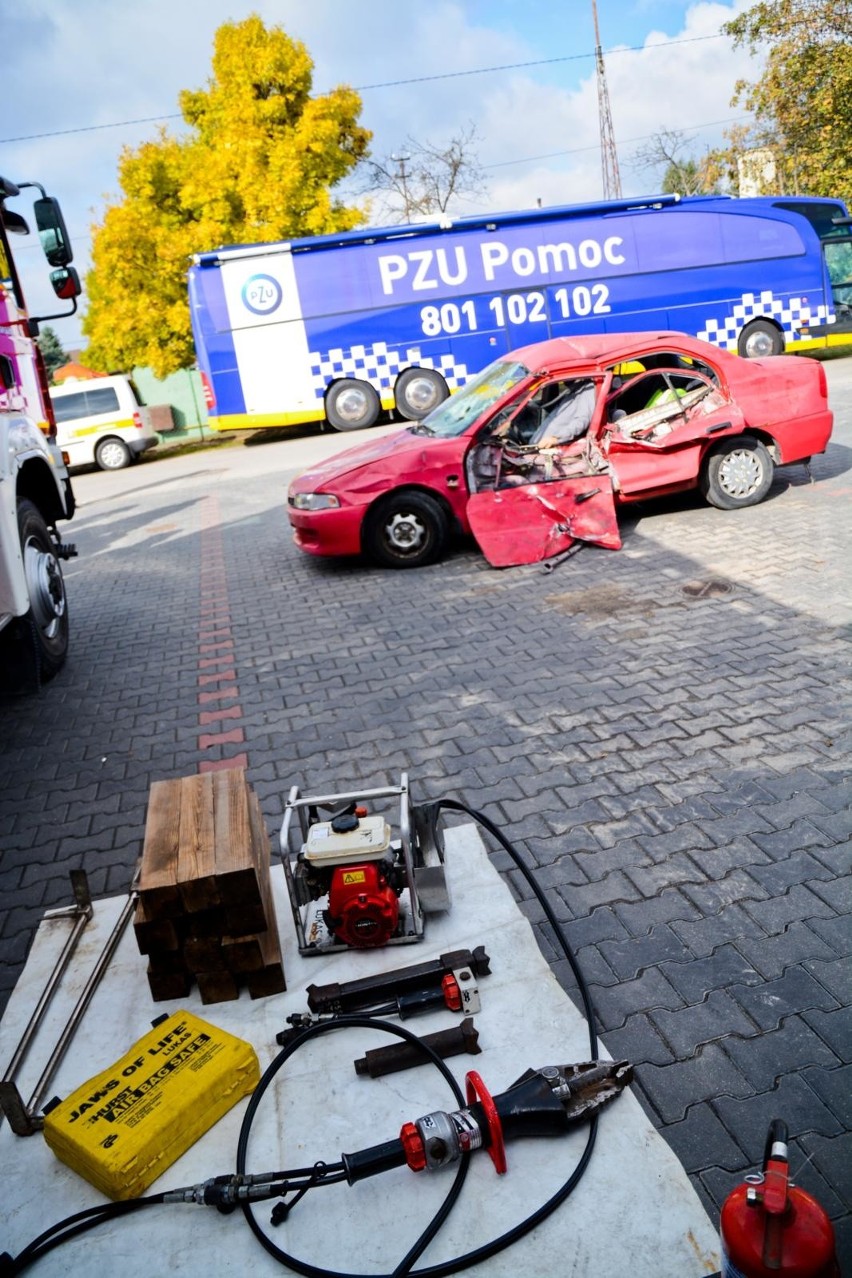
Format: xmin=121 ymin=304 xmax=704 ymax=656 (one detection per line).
xmin=50 ymin=375 xmax=159 ymax=470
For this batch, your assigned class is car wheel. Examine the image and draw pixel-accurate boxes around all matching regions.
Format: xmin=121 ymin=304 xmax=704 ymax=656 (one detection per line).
xmin=0 ymin=499 xmax=69 ymax=688
xmin=737 ymin=319 xmax=784 ymax=359
xmin=326 ymin=379 xmax=381 ymax=431
xmin=95 ymin=437 xmax=132 ymax=470
xmin=701 ymin=437 xmax=774 ymax=510
xmin=394 ymin=368 xmax=449 ymax=420
xmin=363 ymin=491 xmax=449 ymax=568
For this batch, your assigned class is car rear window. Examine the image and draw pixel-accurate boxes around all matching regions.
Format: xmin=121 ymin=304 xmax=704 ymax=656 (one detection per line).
xmin=52 ymin=385 xmax=121 ymax=422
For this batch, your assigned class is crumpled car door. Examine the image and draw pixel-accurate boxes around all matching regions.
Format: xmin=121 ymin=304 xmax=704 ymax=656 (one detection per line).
xmin=467 ymin=456 xmax=621 ymax=567
xmin=605 ymin=380 xmax=746 ymax=496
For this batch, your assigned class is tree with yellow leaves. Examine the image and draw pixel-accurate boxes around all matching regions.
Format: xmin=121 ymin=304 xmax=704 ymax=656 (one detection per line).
xmin=83 ymin=16 xmax=370 ymax=376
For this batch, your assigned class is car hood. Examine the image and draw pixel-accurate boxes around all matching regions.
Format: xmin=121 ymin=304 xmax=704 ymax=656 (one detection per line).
xmin=290 ymin=427 xmax=441 ymax=490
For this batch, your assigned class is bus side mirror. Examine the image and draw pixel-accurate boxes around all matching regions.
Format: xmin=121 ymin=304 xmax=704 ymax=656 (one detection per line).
xmin=50 ymin=266 xmax=81 ymax=301
xmin=34 ymin=196 xmax=73 ymax=267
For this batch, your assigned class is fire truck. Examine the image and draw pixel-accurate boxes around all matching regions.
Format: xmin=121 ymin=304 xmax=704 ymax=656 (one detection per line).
xmin=0 ymin=175 xmax=81 ymax=691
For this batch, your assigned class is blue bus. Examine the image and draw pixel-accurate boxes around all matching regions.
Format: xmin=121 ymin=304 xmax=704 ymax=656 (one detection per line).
xmin=188 ymin=192 xmax=852 ymax=433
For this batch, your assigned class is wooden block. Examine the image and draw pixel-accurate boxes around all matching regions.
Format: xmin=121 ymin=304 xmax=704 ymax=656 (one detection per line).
xmin=147 ymin=965 xmax=193 ymax=1003
xmin=133 ymin=898 xmax=181 ymax=956
xmin=222 ymin=934 xmax=264 ymax=973
xmin=183 ymin=935 xmax=227 ymax=973
xmin=185 ymin=908 xmax=225 ymax=939
xmin=246 ymin=962 xmax=286 ymax=999
xmin=176 ymin=773 xmax=220 ymax=913
xmin=212 ymin=770 xmax=262 ymax=906
xmin=246 ymin=791 xmax=286 ymax=997
xmin=147 ymin=949 xmax=192 ymax=976
xmin=222 ymin=900 xmax=267 ymax=935
xmin=196 ymin=970 xmax=240 ymax=1005
xmin=138 ymin=779 xmax=183 ymax=918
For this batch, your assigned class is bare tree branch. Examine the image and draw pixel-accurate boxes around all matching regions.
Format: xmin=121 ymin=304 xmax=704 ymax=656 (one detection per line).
xmin=359 ymin=122 xmax=487 ymax=223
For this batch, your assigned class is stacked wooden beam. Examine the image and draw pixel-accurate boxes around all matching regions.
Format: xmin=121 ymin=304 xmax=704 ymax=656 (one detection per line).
xmin=134 ymin=769 xmax=285 ymax=1003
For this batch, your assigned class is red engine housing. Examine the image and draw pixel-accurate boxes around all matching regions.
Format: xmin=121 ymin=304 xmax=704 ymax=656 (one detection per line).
xmin=326 ymin=862 xmax=399 ymax=947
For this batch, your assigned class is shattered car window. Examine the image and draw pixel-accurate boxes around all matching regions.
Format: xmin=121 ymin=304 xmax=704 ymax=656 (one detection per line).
xmin=414 ymin=359 xmax=529 ymax=438
xmin=605 ymin=368 xmax=722 ymax=442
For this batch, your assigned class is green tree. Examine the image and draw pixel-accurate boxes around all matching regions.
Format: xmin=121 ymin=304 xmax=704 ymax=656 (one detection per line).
xmin=83 ymin=15 xmax=370 ymax=377
xmin=719 ymin=0 xmax=852 ymax=200
xmin=36 ymin=326 xmax=70 ymax=381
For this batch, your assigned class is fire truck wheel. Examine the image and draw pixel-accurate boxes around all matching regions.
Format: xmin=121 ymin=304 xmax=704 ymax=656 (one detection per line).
xmin=363 ymin=491 xmax=449 ymax=568
xmin=0 ymin=500 xmax=69 ymax=689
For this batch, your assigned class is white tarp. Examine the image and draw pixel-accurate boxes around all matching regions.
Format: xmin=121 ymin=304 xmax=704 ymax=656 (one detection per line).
xmin=0 ymin=825 xmax=721 ymax=1276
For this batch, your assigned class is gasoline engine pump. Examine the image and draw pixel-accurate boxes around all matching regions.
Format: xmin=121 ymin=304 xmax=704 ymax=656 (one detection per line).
xmin=720 ymin=1120 xmax=840 ymax=1278
xmin=279 ymin=775 xmax=450 ymax=956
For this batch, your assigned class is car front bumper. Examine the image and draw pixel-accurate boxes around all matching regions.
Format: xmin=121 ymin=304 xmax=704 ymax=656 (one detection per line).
xmin=287 ymin=502 xmax=365 ymax=558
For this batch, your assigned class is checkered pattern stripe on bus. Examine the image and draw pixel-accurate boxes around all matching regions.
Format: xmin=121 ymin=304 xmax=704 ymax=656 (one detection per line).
xmin=308 ymin=342 xmax=470 ymax=401
xmin=697 ymin=290 xmax=833 ymax=351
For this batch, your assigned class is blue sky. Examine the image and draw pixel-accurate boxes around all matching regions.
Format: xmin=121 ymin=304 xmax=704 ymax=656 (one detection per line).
xmin=2 ymin=0 xmax=760 ymax=347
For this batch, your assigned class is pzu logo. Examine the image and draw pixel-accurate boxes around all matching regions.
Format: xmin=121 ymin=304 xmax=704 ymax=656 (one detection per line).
xmin=242 ymin=273 xmax=282 ymax=316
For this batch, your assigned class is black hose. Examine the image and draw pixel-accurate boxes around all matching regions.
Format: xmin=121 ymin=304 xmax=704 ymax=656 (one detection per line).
xmin=236 ymin=1015 xmax=470 ymax=1278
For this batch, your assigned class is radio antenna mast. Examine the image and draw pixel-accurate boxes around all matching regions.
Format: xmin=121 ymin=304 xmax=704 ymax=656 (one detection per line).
xmin=592 ymin=0 xmax=622 ymax=199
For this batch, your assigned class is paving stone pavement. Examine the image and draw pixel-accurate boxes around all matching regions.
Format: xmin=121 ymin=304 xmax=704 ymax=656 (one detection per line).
xmin=2 ymin=356 xmax=851 ymax=1272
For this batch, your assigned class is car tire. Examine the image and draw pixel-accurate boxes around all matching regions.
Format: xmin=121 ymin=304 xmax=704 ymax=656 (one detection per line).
xmin=394 ymin=368 xmax=449 ymax=420
xmin=363 ymin=491 xmax=449 ymax=568
xmin=325 ymin=379 xmax=381 ymax=431
xmin=737 ymin=319 xmax=784 ymax=359
xmin=95 ymin=437 xmax=132 ymax=470
xmin=701 ymin=437 xmax=774 ymax=510
xmin=0 ymin=499 xmax=69 ymax=690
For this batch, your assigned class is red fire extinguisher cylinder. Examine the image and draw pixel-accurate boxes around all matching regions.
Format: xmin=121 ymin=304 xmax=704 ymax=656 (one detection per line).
xmin=720 ymin=1120 xmax=840 ymax=1278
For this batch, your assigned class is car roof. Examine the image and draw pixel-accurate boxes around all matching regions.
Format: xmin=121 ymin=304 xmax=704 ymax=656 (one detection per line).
xmin=509 ymin=332 xmax=727 ymax=374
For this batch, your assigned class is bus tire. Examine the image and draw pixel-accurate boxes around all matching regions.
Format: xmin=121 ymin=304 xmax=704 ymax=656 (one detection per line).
xmin=325 ymin=379 xmax=380 ymax=431
xmin=95 ymin=437 xmax=132 ymax=470
xmin=737 ymin=319 xmax=784 ymax=359
xmin=701 ymin=437 xmax=774 ymax=510
xmin=0 ymin=500 xmax=69 ymax=690
xmin=363 ymin=491 xmax=449 ymax=568
xmin=394 ymin=368 xmax=449 ymax=420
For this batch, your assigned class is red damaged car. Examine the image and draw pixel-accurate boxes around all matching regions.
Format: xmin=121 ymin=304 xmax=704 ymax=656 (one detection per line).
xmin=287 ymin=333 xmax=833 ymax=569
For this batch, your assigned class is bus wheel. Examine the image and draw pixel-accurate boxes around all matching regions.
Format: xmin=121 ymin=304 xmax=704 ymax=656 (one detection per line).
xmin=738 ymin=319 xmax=784 ymax=358
xmin=325 ymin=379 xmax=380 ymax=431
xmin=95 ymin=437 xmax=132 ymax=470
xmin=363 ymin=491 xmax=449 ymax=568
xmin=394 ymin=368 xmax=449 ymax=420
xmin=701 ymin=437 xmax=774 ymax=510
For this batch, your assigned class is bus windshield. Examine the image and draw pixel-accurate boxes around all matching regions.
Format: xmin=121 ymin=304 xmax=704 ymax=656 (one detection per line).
xmin=414 ymin=359 xmax=529 ymax=438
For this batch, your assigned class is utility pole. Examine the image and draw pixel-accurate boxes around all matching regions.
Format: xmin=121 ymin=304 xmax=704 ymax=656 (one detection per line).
xmin=393 ymin=153 xmax=413 ymax=221
xmin=591 ymin=0 xmax=622 ymax=199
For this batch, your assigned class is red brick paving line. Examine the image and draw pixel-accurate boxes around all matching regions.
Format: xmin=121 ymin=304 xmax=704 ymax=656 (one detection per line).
xmin=196 ymin=494 xmax=248 ymax=775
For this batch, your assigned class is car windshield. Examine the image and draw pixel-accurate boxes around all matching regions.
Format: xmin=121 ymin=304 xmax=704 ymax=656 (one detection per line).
xmin=413 ymin=359 xmax=530 ymax=438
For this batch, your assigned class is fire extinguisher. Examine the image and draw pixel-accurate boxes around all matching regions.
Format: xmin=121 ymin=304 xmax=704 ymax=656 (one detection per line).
xmin=720 ymin=1119 xmax=840 ymax=1277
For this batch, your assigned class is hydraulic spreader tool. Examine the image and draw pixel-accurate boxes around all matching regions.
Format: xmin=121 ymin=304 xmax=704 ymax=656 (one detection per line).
xmin=165 ymin=1058 xmax=633 ymax=1207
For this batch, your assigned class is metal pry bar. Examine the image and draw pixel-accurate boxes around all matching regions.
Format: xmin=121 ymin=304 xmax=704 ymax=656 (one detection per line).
xmin=0 ymin=872 xmax=139 ymax=1136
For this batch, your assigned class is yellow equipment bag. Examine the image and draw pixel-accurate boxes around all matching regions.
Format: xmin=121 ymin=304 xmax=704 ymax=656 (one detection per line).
xmin=43 ymin=1010 xmax=260 ymax=1200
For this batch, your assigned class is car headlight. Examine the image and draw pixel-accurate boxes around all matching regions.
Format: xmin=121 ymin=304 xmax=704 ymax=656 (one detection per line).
xmin=289 ymin=492 xmax=341 ymax=511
